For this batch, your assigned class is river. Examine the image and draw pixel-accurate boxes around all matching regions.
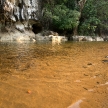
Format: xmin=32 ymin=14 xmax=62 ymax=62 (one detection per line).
xmin=0 ymin=41 xmax=108 ymax=108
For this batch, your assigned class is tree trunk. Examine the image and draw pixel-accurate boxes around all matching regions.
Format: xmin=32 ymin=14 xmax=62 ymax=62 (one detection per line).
xmin=73 ymin=0 xmax=87 ymax=36
xmin=73 ymin=26 xmax=78 ymax=36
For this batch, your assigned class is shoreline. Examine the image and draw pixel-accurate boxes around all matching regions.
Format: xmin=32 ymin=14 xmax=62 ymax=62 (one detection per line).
xmin=0 ymin=30 xmax=108 ymax=42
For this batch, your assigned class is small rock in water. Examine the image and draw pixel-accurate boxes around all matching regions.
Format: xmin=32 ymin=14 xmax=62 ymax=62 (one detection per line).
xmin=27 ymin=90 xmax=32 ymax=94
xmin=83 ymin=87 xmax=88 ymax=90
xmin=105 ymin=82 xmax=108 ymax=85
xmin=97 ymin=82 xmax=100 ymax=84
xmin=105 ymin=56 xmax=108 ymax=58
xmin=102 ymin=60 xmax=108 ymax=62
xmin=87 ymin=63 xmax=92 ymax=65
xmin=84 ymin=74 xmax=88 ymax=76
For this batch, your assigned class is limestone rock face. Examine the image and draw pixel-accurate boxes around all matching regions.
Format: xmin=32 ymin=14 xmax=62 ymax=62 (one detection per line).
xmin=2 ymin=0 xmax=40 ymax=21
xmin=0 ymin=0 xmax=42 ymax=42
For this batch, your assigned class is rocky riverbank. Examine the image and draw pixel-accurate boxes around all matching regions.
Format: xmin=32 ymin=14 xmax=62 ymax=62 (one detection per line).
xmin=71 ymin=35 xmax=108 ymax=42
xmin=0 ymin=29 xmax=108 ymax=42
xmin=0 ymin=22 xmax=67 ymax=43
xmin=0 ymin=28 xmax=67 ymax=43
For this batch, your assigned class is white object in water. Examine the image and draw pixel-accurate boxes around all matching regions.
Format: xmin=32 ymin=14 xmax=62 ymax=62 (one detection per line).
xmin=105 ymin=56 xmax=108 ymax=58
xmin=67 ymin=99 xmax=83 ymax=108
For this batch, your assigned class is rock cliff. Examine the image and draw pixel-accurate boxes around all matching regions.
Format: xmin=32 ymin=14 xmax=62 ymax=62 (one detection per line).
xmin=0 ymin=0 xmax=42 ymax=41
xmin=0 ymin=0 xmax=39 ymax=21
xmin=2 ymin=0 xmax=40 ymax=21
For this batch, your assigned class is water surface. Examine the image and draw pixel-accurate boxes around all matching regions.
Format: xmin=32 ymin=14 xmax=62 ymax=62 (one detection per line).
xmin=0 ymin=41 xmax=108 ymax=108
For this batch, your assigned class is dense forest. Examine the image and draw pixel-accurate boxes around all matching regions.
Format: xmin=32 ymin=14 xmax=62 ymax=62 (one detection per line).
xmin=42 ymin=0 xmax=108 ymax=36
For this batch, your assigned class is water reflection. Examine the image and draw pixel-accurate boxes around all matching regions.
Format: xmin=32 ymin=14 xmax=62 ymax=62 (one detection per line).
xmin=0 ymin=41 xmax=64 ymax=73
xmin=0 ymin=41 xmax=107 ymax=74
xmin=0 ymin=42 xmax=69 ymax=73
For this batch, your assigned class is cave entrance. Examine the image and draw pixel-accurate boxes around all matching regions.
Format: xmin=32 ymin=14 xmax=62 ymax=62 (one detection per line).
xmin=32 ymin=22 xmax=42 ymax=34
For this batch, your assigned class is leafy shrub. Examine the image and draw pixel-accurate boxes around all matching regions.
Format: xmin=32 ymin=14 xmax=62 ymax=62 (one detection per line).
xmin=43 ymin=4 xmax=80 ymax=31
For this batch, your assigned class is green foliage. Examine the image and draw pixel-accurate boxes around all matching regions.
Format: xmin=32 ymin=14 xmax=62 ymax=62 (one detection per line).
xmin=43 ymin=4 xmax=80 ymax=31
xmin=54 ymin=0 xmax=78 ymax=10
xmin=78 ymin=0 xmax=100 ymax=35
xmin=96 ymin=1 xmax=108 ymax=32
xmin=79 ymin=17 xmax=100 ymax=35
xmin=42 ymin=0 xmax=108 ymax=35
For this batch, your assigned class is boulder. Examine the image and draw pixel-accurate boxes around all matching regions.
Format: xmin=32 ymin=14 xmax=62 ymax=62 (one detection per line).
xmin=72 ymin=36 xmax=85 ymax=41
xmin=103 ymin=36 xmax=108 ymax=41
xmin=82 ymin=36 xmax=93 ymax=41
xmin=15 ymin=22 xmax=25 ymax=33
xmin=94 ymin=36 xmax=104 ymax=41
xmin=72 ymin=36 xmax=105 ymax=41
xmin=0 ymin=29 xmax=35 ymax=42
xmin=42 ymin=31 xmax=59 ymax=36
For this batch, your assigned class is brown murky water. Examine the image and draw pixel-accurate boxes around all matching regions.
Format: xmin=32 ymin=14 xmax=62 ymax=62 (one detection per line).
xmin=0 ymin=41 xmax=108 ymax=108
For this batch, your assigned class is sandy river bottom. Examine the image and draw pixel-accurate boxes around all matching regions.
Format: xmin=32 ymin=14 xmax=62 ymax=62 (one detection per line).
xmin=0 ymin=41 xmax=108 ymax=108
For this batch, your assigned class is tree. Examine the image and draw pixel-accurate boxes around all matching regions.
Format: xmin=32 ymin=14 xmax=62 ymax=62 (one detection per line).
xmin=78 ymin=0 xmax=108 ymax=36
xmin=42 ymin=2 xmax=80 ymax=33
xmin=42 ymin=0 xmax=108 ymax=36
xmin=96 ymin=0 xmax=108 ymax=35
xmin=78 ymin=0 xmax=100 ymax=35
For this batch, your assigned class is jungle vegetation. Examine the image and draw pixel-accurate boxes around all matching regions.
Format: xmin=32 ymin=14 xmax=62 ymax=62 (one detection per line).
xmin=42 ymin=0 xmax=108 ymax=36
